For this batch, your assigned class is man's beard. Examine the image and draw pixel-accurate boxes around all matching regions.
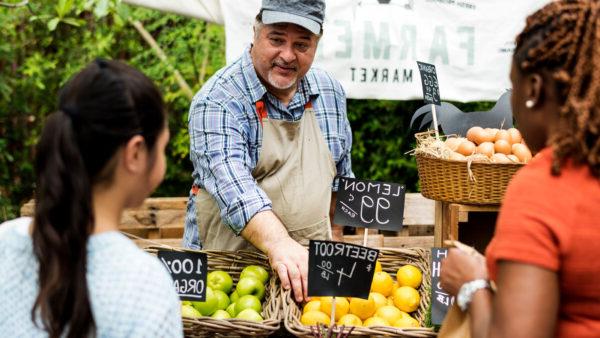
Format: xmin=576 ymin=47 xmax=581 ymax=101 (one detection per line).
xmin=267 ymin=59 xmax=298 ymax=90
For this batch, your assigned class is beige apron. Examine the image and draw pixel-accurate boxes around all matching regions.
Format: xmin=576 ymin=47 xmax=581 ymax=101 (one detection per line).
xmin=196 ymin=100 xmax=337 ymax=251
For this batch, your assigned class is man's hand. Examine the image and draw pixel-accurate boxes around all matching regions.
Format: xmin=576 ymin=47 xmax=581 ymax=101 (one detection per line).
xmin=266 ymin=237 xmax=308 ymax=302
xmin=241 ymin=210 xmax=309 ymax=302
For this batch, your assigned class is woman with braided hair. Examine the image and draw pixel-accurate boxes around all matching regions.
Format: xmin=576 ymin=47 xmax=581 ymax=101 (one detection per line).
xmin=441 ymin=1 xmax=600 ymax=337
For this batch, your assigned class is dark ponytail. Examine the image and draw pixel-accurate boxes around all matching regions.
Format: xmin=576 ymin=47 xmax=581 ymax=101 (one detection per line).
xmin=31 ymin=59 xmax=165 ymax=338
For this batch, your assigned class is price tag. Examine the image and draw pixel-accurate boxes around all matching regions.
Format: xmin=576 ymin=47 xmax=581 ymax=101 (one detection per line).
xmin=308 ymin=240 xmax=379 ymax=299
xmin=158 ymin=250 xmax=208 ymax=301
xmin=417 ymin=61 xmax=441 ymax=105
xmin=430 ymin=248 xmax=454 ymax=325
xmin=334 ymin=177 xmax=405 ymax=231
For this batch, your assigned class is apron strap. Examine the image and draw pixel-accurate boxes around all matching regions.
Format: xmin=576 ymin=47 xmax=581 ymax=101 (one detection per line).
xmin=255 ymin=100 xmax=313 ymax=125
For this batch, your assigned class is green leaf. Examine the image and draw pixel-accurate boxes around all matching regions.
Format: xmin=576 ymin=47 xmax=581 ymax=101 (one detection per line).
xmin=55 ymin=0 xmax=74 ymax=17
xmin=62 ymin=17 xmax=83 ymax=27
xmin=47 ymin=17 xmax=60 ymax=31
xmin=94 ymin=0 xmax=109 ymax=18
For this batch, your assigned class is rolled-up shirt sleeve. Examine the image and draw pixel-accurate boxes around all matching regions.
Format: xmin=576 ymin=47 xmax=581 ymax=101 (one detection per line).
xmin=189 ymin=98 xmax=272 ymax=234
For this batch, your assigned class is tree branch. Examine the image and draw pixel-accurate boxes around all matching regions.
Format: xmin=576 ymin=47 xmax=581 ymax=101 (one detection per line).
xmin=0 ymin=0 xmax=28 ymax=8
xmin=130 ymin=19 xmax=194 ymax=100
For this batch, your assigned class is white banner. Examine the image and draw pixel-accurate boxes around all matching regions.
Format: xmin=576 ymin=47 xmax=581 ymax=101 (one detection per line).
xmin=221 ymin=0 xmax=549 ymax=101
xmin=127 ymin=0 xmax=549 ymax=101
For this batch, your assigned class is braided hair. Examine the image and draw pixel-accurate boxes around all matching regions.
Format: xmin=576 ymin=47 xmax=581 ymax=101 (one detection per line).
xmin=514 ymin=0 xmax=600 ymax=178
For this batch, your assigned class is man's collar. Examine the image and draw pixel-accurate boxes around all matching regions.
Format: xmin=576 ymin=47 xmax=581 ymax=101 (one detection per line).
xmin=241 ymin=46 xmax=268 ymax=103
xmin=242 ymin=44 xmax=320 ymax=105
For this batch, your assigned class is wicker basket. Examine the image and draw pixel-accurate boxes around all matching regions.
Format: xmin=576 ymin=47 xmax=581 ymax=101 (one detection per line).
xmin=144 ymin=246 xmax=281 ymax=337
xmin=416 ymin=152 xmax=523 ymax=205
xmin=283 ymin=248 xmax=436 ymax=337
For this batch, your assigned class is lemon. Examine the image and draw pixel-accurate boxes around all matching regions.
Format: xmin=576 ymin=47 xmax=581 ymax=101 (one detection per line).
xmin=300 ymin=310 xmax=331 ymax=326
xmin=363 ymin=316 xmax=390 ymax=327
xmin=374 ymin=305 xmax=403 ymax=324
xmin=386 ymin=297 xmax=394 ymax=306
xmin=393 ymin=315 xmax=420 ymax=328
xmin=396 ymin=265 xmax=423 ymax=289
xmin=375 ymin=260 xmax=382 ymax=272
xmin=370 ymin=292 xmax=387 ymax=310
xmin=320 ymin=297 xmax=349 ymax=321
xmin=337 ymin=313 xmax=362 ymax=327
xmin=370 ymin=271 xmax=394 ymax=297
xmin=349 ymin=295 xmax=376 ymax=320
xmin=393 ymin=286 xmax=420 ymax=313
xmin=303 ymin=300 xmax=322 ymax=314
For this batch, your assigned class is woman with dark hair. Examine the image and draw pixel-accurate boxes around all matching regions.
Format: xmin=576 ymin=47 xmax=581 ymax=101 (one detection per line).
xmin=441 ymin=1 xmax=600 ymax=337
xmin=0 ymin=59 xmax=182 ymax=337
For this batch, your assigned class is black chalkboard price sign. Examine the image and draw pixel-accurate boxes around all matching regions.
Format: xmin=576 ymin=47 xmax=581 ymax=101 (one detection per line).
xmin=417 ymin=61 xmax=441 ymax=105
xmin=158 ymin=250 xmax=208 ymax=301
xmin=333 ymin=177 xmax=406 ymax=231
xmin=308 ymin=240 xmax=379 ymax=299
xmin=430 ymin=247 xmax=453 ymax=325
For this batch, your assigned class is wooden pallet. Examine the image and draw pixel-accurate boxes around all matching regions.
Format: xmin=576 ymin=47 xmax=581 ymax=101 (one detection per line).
xmin=20 ymin=193 xmax=435 ymax=249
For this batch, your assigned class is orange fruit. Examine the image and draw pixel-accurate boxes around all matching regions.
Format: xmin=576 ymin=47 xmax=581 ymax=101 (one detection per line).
xmin=370 ymin=292 xmax=387 ymax=310
xmin=371 ymin=271 xmax=394 ymax=297
xmin=374 ymin=305 xmax=403 ymax=324
xmin=349 ymin=295 xmax=376 ymax=320
xmin=393 ymin=286 xmax=420 ymax=313
xmin=337 ymin=313 xmax=362 ymax=327
xmin=363 ymin=316 xmax=390 ymax=327
xmin=300 ymin=310 xmax=331 ymax=326
xmin=375 ymin=260 xmax=382 ymax=272
xmin=303 ymin=300 xmax=322 ymax=314
xmin=320 ymin=297 xmax=349 ymax=321
xmin=393 ymin=316 xmax=420 ymax=328
xmin=396 ymin=265 xmax=423 ymax=289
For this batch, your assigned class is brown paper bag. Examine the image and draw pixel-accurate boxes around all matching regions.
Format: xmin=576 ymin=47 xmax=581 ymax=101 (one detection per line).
xmin=437 ymin=303 xmax=471 ymax=338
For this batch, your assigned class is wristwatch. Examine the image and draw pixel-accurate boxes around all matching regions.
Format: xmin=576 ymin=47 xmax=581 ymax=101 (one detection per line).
xmin=457 ymin=279 xmax=491 ymax=311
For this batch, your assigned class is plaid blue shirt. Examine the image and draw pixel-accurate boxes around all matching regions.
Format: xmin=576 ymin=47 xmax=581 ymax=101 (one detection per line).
xmin=183 ymin=46 xmax=353 ymax=249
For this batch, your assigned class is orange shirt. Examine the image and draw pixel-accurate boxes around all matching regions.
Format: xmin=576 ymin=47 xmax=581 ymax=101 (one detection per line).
xmin=486 ymin=147 xmax=600 ymax=337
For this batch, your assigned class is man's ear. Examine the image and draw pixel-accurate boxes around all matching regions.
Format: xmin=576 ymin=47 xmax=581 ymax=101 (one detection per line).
xmin=526 ymin=73 xmax=544 ymax=108
xmin=122 ymin=135 xmax=147 ymax=174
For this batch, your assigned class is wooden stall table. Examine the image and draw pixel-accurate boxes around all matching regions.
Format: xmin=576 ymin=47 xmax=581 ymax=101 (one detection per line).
xmin=434 ymin=201 xmax=500 ymax=252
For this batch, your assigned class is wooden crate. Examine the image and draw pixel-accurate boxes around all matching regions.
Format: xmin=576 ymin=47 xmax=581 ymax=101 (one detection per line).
xmin=20 ymin=193 xmax=435 ymax=249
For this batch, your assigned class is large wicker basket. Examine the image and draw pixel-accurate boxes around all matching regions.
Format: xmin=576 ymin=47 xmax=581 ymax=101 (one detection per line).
xmin=283 ymin=247 xmax=436 ymax=337
xmin=416 ymin=152 xmax=523 ymax=205
xmin=144 ymin=246 xmax=281 ymax=337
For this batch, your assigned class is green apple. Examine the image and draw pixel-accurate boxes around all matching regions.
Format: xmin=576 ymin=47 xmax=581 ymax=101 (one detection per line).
xmin=240 ymin=265 xmax=269 ymax=284
xmin=211 ymin=309 xmax=231 ymax=319
xmin=226 ymin=303 xmax=237 ymax=317
xmin=181 ymin=300 xmax=192 ymax=306
xmin=234 ymin=294 xmax=262 ymax=315
xmin=214 ymin=289 xmax=230 ymax=310
xmin=235 ymin=308 xmax=264 ymax=322
xmin=181 ymin=304 xmax=202 ymax=319
xmin=207 ymin=270 xmax=234 ymax=294
xmin=229 ymin=290 xmax=240 ymax=303
xmin=191 ymin=286 xmax=218 ymax=316
xmin=236 ymin=277 xmax=265 ymax=300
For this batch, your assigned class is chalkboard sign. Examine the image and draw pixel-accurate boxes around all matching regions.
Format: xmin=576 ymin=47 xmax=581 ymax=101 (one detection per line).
xmin=158 ymin=250 xmax=208 ymax=301
xmin=308 ymin=240 xmax=379 ymax=299
xmin=431 ymin=248 xmax=454 ymax=325
xmin=417 ymin=61 xmax=441 ymax=105
xmin=333 ymin=177 xmax=406 ymax=231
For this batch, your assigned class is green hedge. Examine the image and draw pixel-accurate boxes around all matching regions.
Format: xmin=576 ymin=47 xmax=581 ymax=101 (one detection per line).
xmin=0 ymin=1 xmax=493 ymax=221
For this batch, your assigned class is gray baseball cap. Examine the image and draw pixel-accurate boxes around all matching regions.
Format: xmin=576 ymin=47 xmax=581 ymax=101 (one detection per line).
xmin=260 ymin=0 xmax=326 ymax=35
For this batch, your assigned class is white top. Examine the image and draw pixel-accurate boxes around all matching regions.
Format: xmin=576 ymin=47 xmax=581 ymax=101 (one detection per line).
xmin=0 ymin=217 xmax=183 ymax=337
